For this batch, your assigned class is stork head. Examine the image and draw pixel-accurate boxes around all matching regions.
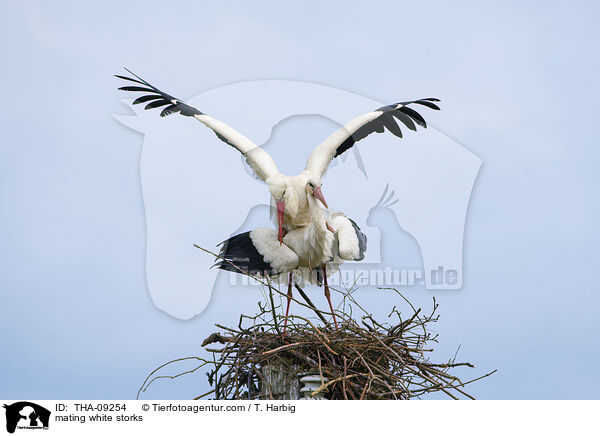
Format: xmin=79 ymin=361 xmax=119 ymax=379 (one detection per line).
xmin=306 ymin=176 xmax=328 ymax=209
xmin=268 ymin=178 xmax=298 ymax=244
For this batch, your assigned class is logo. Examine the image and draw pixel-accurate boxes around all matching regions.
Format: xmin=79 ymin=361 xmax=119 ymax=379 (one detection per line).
xmin=3 ymin=402 xmax=50 ymax=433
xmin=115 ymin=80 xmax=481 ymax=319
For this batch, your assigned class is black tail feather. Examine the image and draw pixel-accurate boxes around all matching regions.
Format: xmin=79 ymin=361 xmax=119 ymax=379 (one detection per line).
xmin=215 ymin=231 xmax=272 ymax=276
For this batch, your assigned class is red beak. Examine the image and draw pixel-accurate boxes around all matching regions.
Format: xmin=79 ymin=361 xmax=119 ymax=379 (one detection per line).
xmin=312 ymin=186 xmax=328 ymax=209
xmin=276 ymin=200 xmax=285 ymax=244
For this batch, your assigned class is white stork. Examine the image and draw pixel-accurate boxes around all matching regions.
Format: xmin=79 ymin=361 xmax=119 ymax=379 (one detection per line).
xmin=116 ymin=69 xmax=439 ymax=327
xmin=215 ymin=200 xmax=367 ymax=330
xmin=116 ymin=69 xmax=439 ymax=241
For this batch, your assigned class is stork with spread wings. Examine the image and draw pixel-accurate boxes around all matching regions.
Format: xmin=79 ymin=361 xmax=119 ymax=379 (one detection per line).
xmin=117 ymin=69 xmax=439 ymax=325
xmin=117 ymin=69 xmax=439 ymax=241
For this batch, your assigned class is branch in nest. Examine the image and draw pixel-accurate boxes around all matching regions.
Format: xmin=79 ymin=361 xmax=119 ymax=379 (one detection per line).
xmin=190 ymin=288 xmax=495 ymax=400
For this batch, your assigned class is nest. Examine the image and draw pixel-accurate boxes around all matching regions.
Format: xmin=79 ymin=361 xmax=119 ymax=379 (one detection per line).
xmin=137 ymin=274 xmax=495 ymax=400
xmin=201 ymin=290 xmax=494 ymax=400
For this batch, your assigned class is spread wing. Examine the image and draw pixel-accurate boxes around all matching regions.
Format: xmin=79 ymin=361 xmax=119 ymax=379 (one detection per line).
xmin=305 ymin=99 xmax=440 ymax=177
xmin=116 ymin=68 xmax=280 ymax=182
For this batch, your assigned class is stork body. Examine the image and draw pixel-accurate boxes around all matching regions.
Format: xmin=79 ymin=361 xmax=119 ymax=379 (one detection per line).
xmin=217 ymin=199 xmax=367 ymax=329
xmin=281 ymin=196 xmax=334 ymax=270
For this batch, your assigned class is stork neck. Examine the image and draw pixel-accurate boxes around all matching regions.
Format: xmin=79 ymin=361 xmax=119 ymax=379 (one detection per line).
xmin=307 ymin=198 xmax=328 ymax=233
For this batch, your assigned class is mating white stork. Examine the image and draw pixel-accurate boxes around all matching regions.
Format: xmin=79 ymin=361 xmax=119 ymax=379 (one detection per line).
xmin=216 ymin=192 xmax=367 ymax=330
xmin=117 ymin=69 xmax=439 ymax=327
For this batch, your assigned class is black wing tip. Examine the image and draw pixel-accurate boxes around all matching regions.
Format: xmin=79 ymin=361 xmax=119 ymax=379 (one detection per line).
xmin=375 ymin=99 xmax=438 ymax=129
xmin=377 ymin=98 xmax=441 ymax=112
xmin=399 ymin=98 xmax=441 ymax=110
xmin=117 ymin=86 xmax=155 ymax=92
xmin=115 ymin=68 xmax=152 ymax=87
xmin=115 ymin=71 xmax=203 ymax=117
xmin=413 ymin=99 xmax=441 ymax=111
xmin=122 ymin=67 xmax=145 ymax=82
xmin=336 ymin=97 xmax=439 ymax=157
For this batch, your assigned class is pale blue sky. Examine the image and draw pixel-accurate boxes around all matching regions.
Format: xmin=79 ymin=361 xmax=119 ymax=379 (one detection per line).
xmin=1 ymin=1 xmax=599 ymax=399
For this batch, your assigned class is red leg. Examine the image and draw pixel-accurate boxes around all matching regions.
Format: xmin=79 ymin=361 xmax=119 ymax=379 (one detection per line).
xmin=322 ymin=265 xmax=338 ymax=329
xmin=283 ymin=272 xmax=293 ymax=333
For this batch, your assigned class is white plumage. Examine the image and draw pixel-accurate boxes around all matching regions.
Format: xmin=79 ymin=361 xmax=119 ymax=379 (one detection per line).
xmin=217 ymin=195 xmax=366 ymax=329
xmin=249 ymin=228 xmax=299 ymax=275
xmin=117 ymin=69 xmax=438 ymax=235
xmin=117 ymin=69 xmax=439 ymax=328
